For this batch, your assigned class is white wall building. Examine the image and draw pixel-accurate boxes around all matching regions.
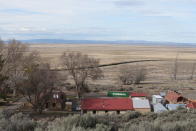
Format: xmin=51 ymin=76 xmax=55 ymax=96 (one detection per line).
xmin=132 ymin=98 xmax=151 ymax=113
xmin=152 ymin=95 xmax=163 ymax=104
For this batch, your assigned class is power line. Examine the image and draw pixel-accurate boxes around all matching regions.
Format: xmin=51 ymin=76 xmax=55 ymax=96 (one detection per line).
xmin=50 ymin=59 xmax=164 ymax=71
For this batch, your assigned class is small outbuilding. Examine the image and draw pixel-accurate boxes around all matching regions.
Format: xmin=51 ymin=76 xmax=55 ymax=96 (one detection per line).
xmin=132 ymin=98 xmax=151 ymax=113
xmin=45 ymin=90 xmax=66 ymax=111
xmin=130 ymin=92 xmax=147 ymax=99
xmin=187 ymin=101 xmax=196 ymax=109
xmin=65 ymin=102 xmax=72 ymax=111
xmin=81 ymin=98 xmax=133 ymax=114
xmin=107 ymin=91 xmax=129 ymax=97
xmin=165 ymin=90 xmax=187 ymax=104
xmin=153 ymin=103 xmax=167 ymax=113
xmin=166 ymin=104 xmax=186 ymax=111
xmin=152 ymin=95 xmax=163 ymax=104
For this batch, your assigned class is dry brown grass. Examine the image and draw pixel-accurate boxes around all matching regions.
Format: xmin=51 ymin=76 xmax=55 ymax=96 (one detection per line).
xmin=28 ymin=44 xmax=196 ymax=99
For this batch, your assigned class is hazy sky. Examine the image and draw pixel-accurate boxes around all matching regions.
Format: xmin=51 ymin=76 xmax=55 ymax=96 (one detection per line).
xmin=1 ymin=0 xmax=196 ymax=43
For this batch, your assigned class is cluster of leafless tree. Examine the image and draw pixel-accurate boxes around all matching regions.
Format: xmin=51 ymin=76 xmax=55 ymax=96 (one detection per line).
xmin=172 ymin=54 xmax=196 ymax=80
xmin=118 ymin=65 xmax=146 ymax=85
xmin=61 ymin=52 xmax=103 ymax=98
xmin=118 ymin=54 xmax=196 ymax=85
xmin=0 ymin=39 xmax=103 ymax=113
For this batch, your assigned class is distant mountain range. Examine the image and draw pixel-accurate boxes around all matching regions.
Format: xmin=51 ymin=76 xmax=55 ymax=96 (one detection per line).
xmin=19 ymin=39 xmax=196 ymax=47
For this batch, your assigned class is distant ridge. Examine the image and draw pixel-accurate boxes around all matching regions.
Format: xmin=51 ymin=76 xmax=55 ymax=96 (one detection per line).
xmin=20 ymin=39 xmax=196 ymax=47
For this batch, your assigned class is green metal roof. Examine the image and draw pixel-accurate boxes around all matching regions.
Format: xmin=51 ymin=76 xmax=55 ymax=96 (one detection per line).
xmin=107 ymin=91 xmax=129 ymax=97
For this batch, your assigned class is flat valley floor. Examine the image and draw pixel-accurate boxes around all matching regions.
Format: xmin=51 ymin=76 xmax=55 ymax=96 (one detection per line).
xmin=29 ymin=44 xmax=196 ymax=99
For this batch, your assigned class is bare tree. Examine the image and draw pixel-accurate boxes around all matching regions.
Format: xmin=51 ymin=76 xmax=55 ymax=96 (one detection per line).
xmin=4 ymin=39 xmax=28 ymax=96
xmin=0 ymin=38 xmax=4 ymax=53
xmin=23 ymin=50 xmax=41 ymax=71
xmin=61 ymin=52 xmax=103 ymax=98
xmin=173 ymin=54 xmax=179 ymax=80
xmin=0 ymin=39 xmax=10 ymax=100
xmin=119 ymin=66 xmax=135 ymax=85
xmin=0 ymin=54 xmax=9 ymax=100
xmin=190 ymin=62 xmax=196 ymax=80
xmin=19 ymin=52 xmax=57 ymax=113
xmin=119 ymin=65 xmax=146 ymax=85
xmin=134 ymin=67 xmax=146 ymax=84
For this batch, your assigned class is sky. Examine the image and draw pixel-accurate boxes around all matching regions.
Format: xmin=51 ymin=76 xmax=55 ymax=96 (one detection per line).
xmin=0 ymin=0 xmax=196 ymax=43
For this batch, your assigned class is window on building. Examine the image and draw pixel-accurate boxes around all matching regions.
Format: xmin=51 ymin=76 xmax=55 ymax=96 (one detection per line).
xmin=93 ymin=110 xmax=96 ymax=114
xmin=53 ymin=94 xmax=56 ymax=98
xmin=177 ymin=97 xmax=184 ymax=102
xmin=117 ymin=110 xmax=120 ymax=114
xmin=46 ymin=103 xmax=49 ymax=108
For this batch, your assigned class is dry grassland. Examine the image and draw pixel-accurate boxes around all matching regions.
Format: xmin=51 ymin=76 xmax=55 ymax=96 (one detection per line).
xmin=29 ymin=44 xmax=196 ymax=99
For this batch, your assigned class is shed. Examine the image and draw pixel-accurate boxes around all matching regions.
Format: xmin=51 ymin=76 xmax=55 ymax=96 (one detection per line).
xmin=107 ymin=91 xmax=129 ymax=97
xmin=152 ymin=95 xmax=163 ymax=104
xmin=165 ymin=90 xmax=187 ymax=104
xmin=81 ymin=98 xmax=133 ymax=114
xmin=45 ymin=90 xmax=66 ymax=111
xmin=132 ymin=98 xmax=151 ymax=113
xmin=153 ymin=103 xmax=167 ymax=113
xmin=187 ymin=101 xmax=196 ymax=109
xmin=130 ymin=92 xmax=147 ymax=99
xmin=166 ymin=104 xmax=186 ymax=110
xmin=65 ymin=102 xmax=72 ymax=111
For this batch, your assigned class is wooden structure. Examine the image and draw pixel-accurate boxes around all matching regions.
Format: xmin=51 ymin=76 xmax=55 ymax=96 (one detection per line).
xmin=187 ymin=100 xmax=196 ymax=109
xmin=130 ymin=92 xmax=148 ymax=99
xmin=45 ymin=90 xmax=66 ymax=111
xmin=165 ymin=90 xmax=187 ymax=104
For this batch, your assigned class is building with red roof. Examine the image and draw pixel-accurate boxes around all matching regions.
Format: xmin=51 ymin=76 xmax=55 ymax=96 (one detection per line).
xmin=81 ymin=98 xmax=133 ymax=114
xmin=165 ymin=90 xmax=187 ymax=104
xmin=130 ymin=92 xmax=148 ymax=99
xmin=187 ymin=101 xmax=196 ymax=109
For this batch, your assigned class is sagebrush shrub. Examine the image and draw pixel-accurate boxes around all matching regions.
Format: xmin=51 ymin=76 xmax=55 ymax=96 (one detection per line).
xmin=1 ymin=109 xmax=196 ymax=131
xmin=122 ymin=111 xmax=142 ymax=121
xmin=0 ymin=111 xmax=36 ymax=131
